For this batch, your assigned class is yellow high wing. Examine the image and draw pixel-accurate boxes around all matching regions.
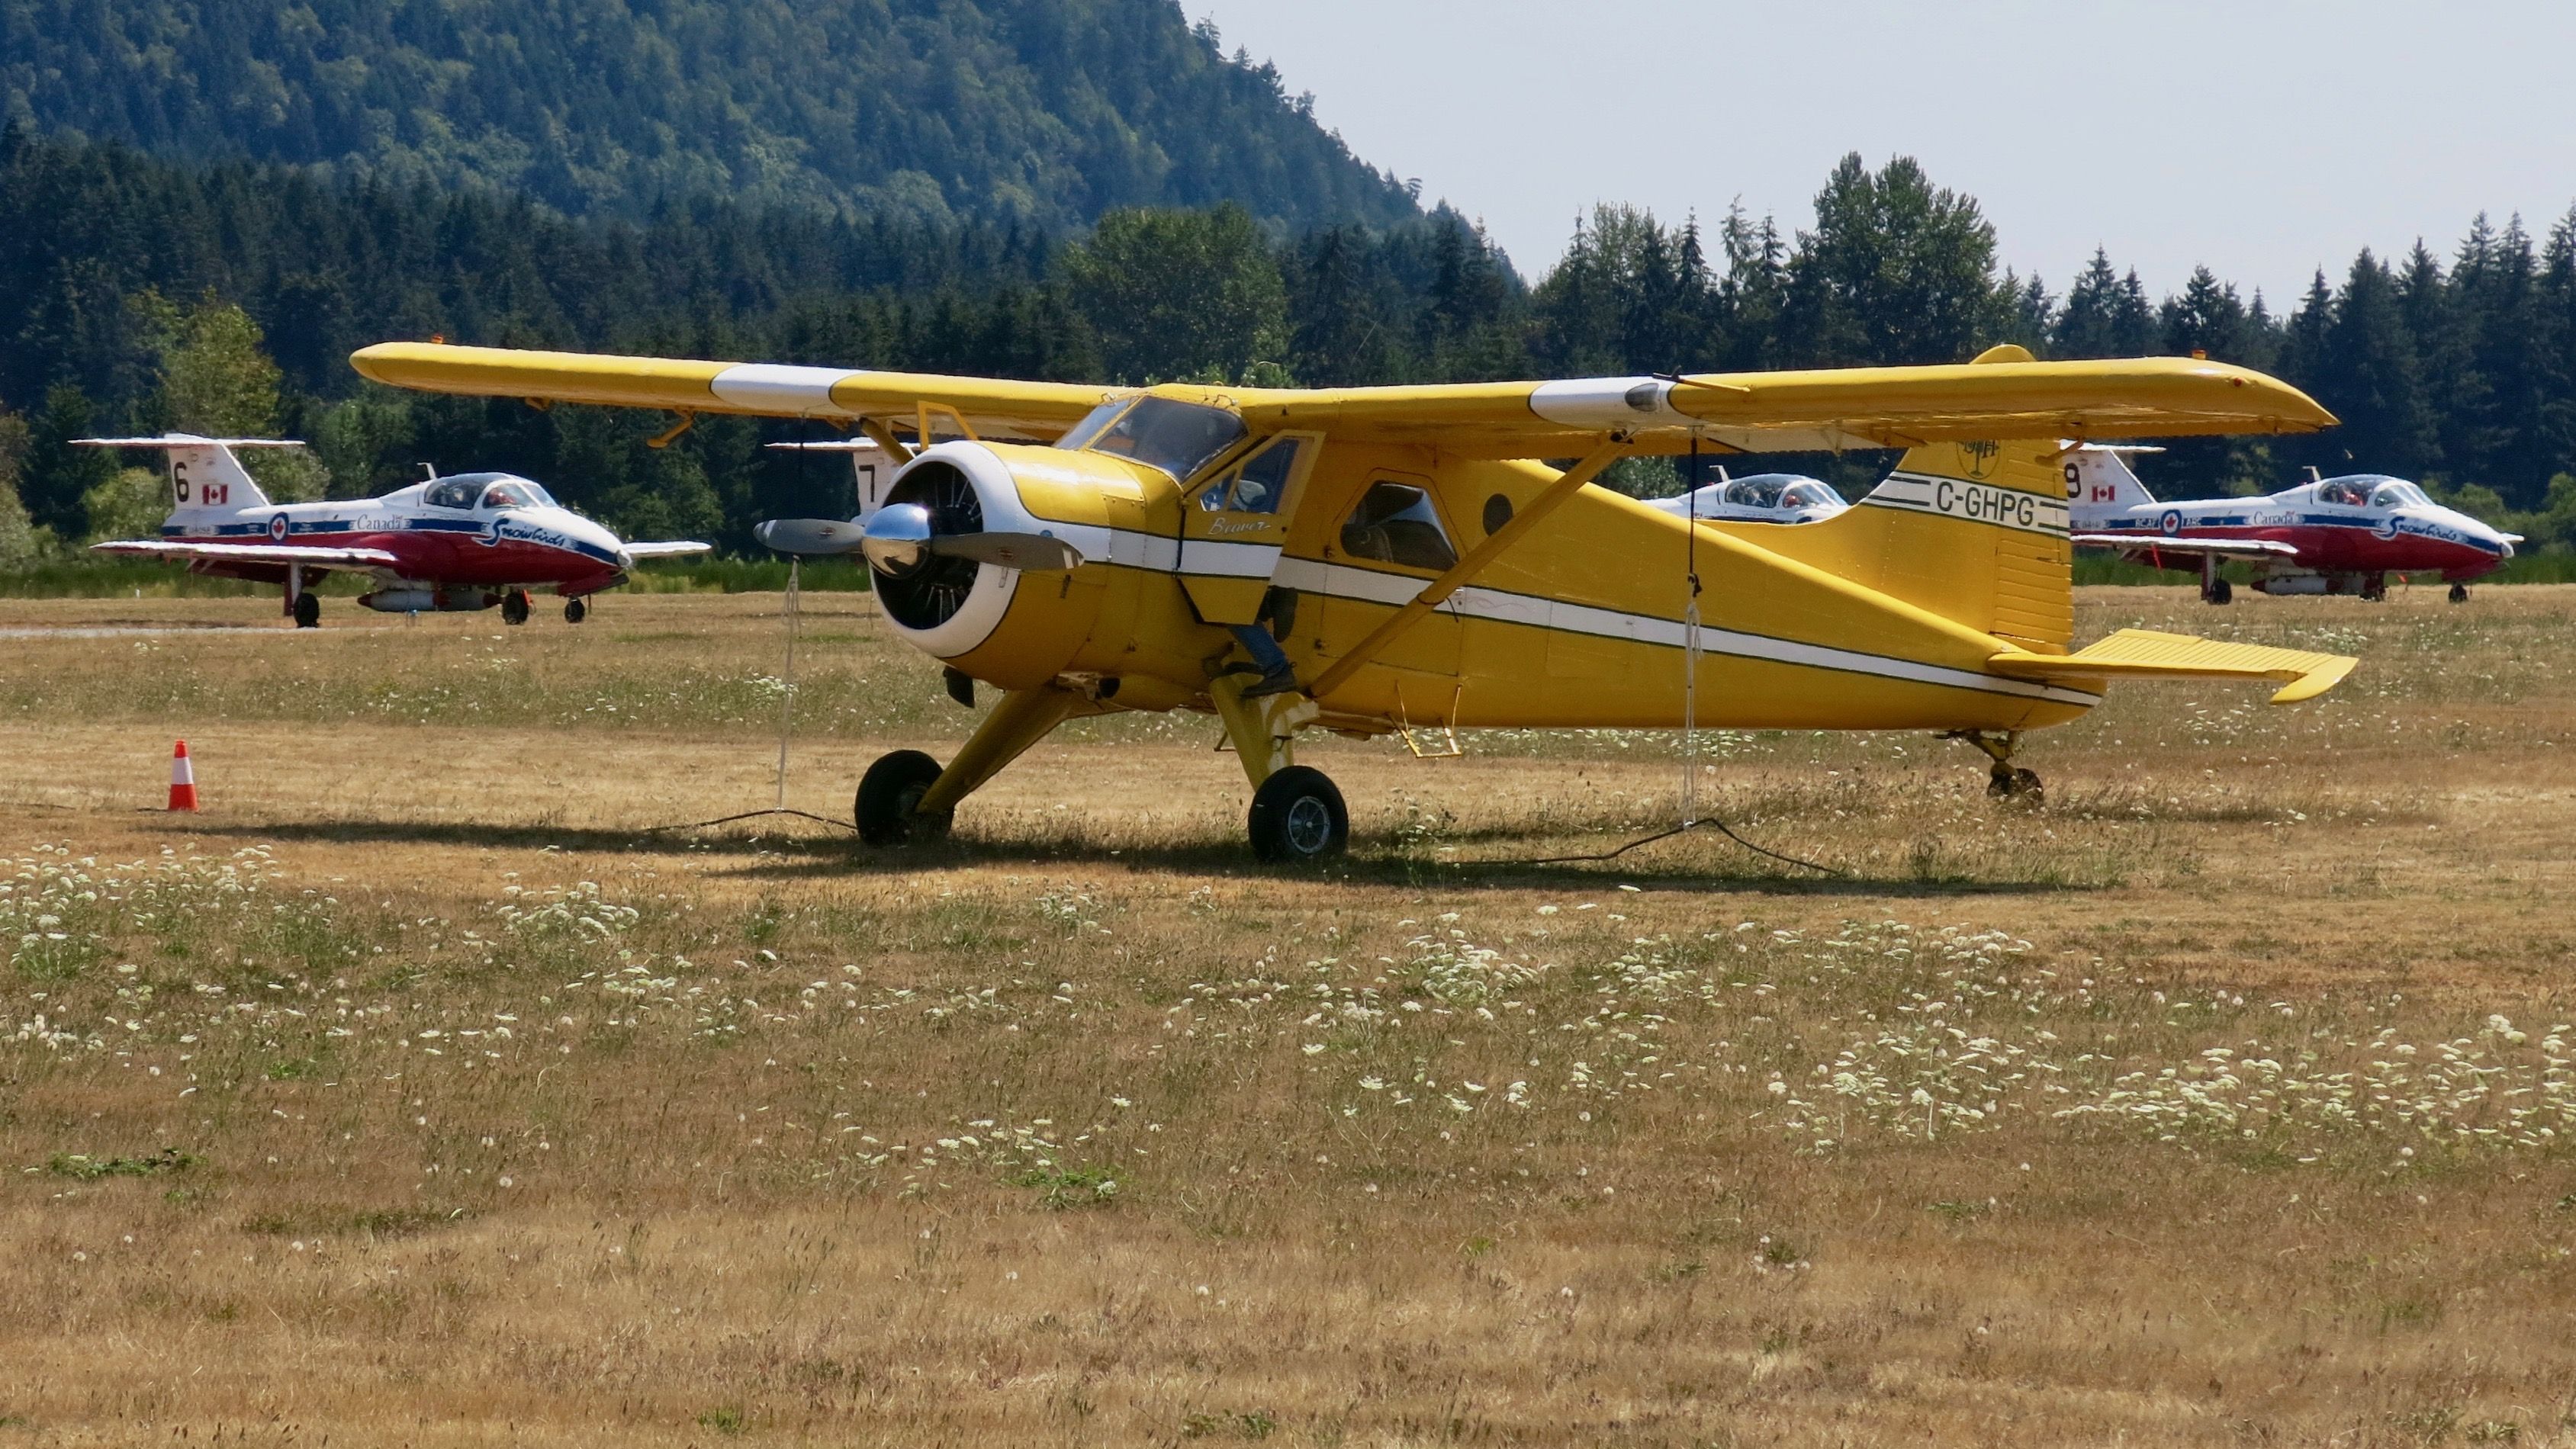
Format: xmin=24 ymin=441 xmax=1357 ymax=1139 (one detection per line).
xmin=348 ymin=342 xmax=2333 ymax=455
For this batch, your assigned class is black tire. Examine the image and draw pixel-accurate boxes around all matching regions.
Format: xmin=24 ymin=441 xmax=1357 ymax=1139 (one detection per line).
xmin=2207 ymin=579 xmax=2233 ymax=606
xmin=2449 ymin=583 xmax=2469 ymax=604
xmin=291 ymin=591 xmax=320 ymax=629
xmin=1248 ymin=766 xmax=1349 ymax=863
xmin=501 ymin=590 xmax=531 ymax=625
xmin=855 ymin=749 xmax=951 ymax=846
xmin=564 ymin=596 xmax=588 ymax=624
xmin=1986 ymin=766 xmax=2044 ymax=804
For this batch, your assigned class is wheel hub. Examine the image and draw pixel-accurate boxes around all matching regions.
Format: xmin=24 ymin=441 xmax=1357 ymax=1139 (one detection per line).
xmin=1282 ymin=796 xmax=1332 ymax=854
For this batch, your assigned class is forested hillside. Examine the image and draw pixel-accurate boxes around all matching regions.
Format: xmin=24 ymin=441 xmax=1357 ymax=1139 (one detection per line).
xmin=3 ymin=133 xmax=2574 ymax=570
xmin=0 ymin=0 xmax=1418 ymax=233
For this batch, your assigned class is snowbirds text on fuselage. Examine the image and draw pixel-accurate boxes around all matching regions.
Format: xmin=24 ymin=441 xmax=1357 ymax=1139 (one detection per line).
xmin=353 ymin=339 xmax=2362 ymax=863
xmin=1645 ymin=471 xmax=1848 ymax=525
xmin=80 ymin=435 xmax=711 ymax=626
xmin=2067 ymin=445 xmax=2517 ymax=603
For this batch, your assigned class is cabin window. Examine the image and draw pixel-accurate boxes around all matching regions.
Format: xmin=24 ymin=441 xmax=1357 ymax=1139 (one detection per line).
xmin=424 ymin=480 xmax=480 ymax=510
xmin=1085 ymin=397 xmax=1246 ymax=482
xmin=1339 ymin=482 xmax=1458 ymax=571
xmin=2316 ymin=479 xmax=2371 ymax=506
xmin=1198 ymin=436 xmax=1306 ymax=513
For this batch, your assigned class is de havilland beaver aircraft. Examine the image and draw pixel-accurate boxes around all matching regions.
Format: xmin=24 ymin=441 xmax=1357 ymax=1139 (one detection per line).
xmin=2068 ymin=444 xmax=2518 ymax=603
xmin=80 ymin=435 xmax=710 ymax=626
xmin=352 ymin=339 xmax=2359 ymax=862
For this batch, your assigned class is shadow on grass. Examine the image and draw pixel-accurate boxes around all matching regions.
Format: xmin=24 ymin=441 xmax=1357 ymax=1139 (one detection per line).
xmin=186 ymin=815 xmax=2087 ymax=897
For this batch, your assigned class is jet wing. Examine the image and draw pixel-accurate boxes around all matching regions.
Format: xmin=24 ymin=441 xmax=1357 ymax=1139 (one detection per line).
xmin=2072 ymin=534 xmax=2301 ymax=557
xmin=622 ymin=541 xmax=713 ymax=559
xmin=92 ymin=539 xmax=400 ymax=568
xmin=352 ymin=344 xmax=2337 ymax=460
xmin=1987 ymin=628 xmax=2356 ymax=705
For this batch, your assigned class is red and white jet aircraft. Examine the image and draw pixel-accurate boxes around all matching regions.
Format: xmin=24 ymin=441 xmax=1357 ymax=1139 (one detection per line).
xmin=2067 ymin=445 xmax=2519 ymax=604
xmin=82 ymin=435 xmax=709 ymax=627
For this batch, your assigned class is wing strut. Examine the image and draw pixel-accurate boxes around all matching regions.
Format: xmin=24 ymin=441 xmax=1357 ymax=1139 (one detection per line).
xmin=1306 ymin=438 xmax=1628 ymax=700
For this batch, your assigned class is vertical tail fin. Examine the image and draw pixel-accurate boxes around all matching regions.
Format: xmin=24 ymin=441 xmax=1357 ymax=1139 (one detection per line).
xmin=72 ymin=435 xmax=296 ymax=520
xmin=2068 ymin=444 xmax=2162 ymax=512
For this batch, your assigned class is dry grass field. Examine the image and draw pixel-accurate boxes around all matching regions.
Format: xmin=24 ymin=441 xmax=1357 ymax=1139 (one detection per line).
xmin=4 ymin=583 xmax=2575 ymax=1447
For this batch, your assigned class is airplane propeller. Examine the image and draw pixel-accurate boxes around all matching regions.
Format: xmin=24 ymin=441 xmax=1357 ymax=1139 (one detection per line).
xmin=754 ymin=505 xmax=1084 ymax=573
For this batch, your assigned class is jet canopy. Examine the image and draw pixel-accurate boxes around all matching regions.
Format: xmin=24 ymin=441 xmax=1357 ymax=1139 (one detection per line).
xmin=1649 ymin=473 xmax=1848 ymax=523
xmin=423 ymin=472 xmax=561 ymax=511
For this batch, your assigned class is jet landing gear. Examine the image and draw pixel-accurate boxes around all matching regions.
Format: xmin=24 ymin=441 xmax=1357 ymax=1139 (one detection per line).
xmin=564 ymin=596 xmax=589 ymax=624
xmin=2199 ymin=554 xmax=2232 ymax=606
xmin=1945 ymin=730 xmax=2043 ymax=804
xmin=291 ymin=591 xmax=321 ymax=629
xmin=500 ymin=589 xmax=532 ymax=626
xmin=2449 ymin=583 xmax=2471 ymax=604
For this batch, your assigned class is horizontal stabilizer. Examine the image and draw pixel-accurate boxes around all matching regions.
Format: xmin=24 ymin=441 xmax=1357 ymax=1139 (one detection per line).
xmin=90 ymin=539 xmax=400 ymax=568
xmin=2073 ymin=533 xmax=2300 ymax=557
xmin=1988 ymin=628 xmax=2356 ymax=704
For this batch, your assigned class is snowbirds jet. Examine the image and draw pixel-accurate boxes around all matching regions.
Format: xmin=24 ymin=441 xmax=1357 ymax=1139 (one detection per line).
xmin=2068 ymin=445 xmax=2517 ymax=603
xmin=1646 ymin=470 xmax=1849 ymax=525
xmin=80 ymin=435 xmax=710 ymax=626
xmin=352 ymin=339 xmax=2359 ymax=862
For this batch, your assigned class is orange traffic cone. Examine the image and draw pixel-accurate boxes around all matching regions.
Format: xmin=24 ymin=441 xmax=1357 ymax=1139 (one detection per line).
xmin=168 ymin=740 xmax=199 ymax=812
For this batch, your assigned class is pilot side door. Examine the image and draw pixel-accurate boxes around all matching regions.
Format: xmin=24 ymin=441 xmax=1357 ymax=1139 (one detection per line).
xmin=1178 ymin=432 xmax=1323 ymax=625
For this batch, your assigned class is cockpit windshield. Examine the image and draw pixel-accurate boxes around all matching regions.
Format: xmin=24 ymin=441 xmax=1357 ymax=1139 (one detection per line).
xmin=1053 ymin=397 xmax=1135 ymax=453
xmin=1781 ymin=480 xmax=1841 ymax=509
xmin=2370 ymin=481 xmax=2430 ymax=509
xmin=1081 ymin=397 xmax=1246 ymax=482
xmin=478 ymin=480 xmax=555 ymax=510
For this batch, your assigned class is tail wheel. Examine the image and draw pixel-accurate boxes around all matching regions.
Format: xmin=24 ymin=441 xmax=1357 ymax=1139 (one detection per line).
xmin=291 ymin=592 xmax=321 ymax=629
xmin=501 ymin=589 xmax=532 ymax=625
xmin=1987 ymin=766 xmax=2044 ymax=805
xmin=1248 ymin=766 xmax=1349 ymax=863
xmin=564 ymin=596 xmax=589 ymax=624
xmin=855 ymin=749 xmax=953 ymax=846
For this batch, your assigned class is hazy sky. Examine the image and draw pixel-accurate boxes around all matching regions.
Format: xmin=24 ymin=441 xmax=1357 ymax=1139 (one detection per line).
xmin=1192 ymin=0 xmax=2576 ymax=304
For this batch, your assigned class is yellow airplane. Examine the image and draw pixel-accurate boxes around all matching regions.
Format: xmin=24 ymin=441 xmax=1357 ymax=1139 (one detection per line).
xmin=352 ymin=340 xmax=2356 ymax=862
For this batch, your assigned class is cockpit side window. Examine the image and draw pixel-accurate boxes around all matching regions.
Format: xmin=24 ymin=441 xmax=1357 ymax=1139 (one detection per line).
xmin=1339 ymin=481 xmax=1458 ymax=572
xmin=1085 ymin=397 xmax=1246 ymax=482
xmin=1726 ymin=478 xmax=1786 ymax=510
xmin=2317 ymin=479 xmax=2370 ymax=506
xmin=425 ymin=480 xmax=478 ymax=510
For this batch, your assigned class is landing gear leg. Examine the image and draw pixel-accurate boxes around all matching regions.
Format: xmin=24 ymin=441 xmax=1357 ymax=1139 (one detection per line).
xmin=501 ymin=589 xmax=532 ymax=625
xmin=854 ymin=684 xmax=1107 ymax=846
xmin=564 ymin=596 xmax=588 ymax=624
xmin=2360 ymin=573 xmax=2388 ymax=602
xmin=1945 ymin=729 xmax=2043 ymax=804
xmin=2448 ymin=583 xmax=2470 ymax=604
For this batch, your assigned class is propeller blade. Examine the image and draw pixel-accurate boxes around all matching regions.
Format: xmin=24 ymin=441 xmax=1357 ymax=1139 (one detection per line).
xmin=754 ymin=517 xmax=868 ymax=556
xmin=929 ymin=532 xmax=1085 ymax=572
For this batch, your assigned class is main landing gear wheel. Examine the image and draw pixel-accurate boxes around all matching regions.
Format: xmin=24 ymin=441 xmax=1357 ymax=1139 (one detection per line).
xmin=564 ymin=596 xmax=589 ymax=624
xmin=500 ymin=589 xmax=532 ymax=626
xmin=2449 ymin=583 xmax=2470 ymax=604
xmin=2202 ymin=578 xmax=2233 ymax=606
xmin=291 ymin=592 xmax=321 ymax=629
xmin=1248 ymin=766 xmax=1349 ymax=864
xmin=855 ymin=749 xmax=953 ymax=847
xmin=2360 ymin=575 xmax=2388 ymax=602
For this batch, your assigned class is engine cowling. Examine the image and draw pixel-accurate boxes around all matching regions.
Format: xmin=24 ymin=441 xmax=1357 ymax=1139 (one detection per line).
xmin=861 ymin=441 xmax=1168 ymax=689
